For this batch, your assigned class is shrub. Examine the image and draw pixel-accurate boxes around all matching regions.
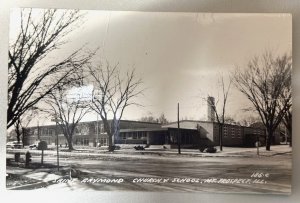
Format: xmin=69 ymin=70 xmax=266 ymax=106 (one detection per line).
xmin=206 ymin=147 xmax=217 ymax=153
xmin=38 ymin=141 xmax=48 ymax=150
xmin=108 ymin=145 xmax=121 ymax=151
xmin=134 ymin=145 xmax=145 ymax=150
xmin=199 ymin=146 xmax=206 ymax=152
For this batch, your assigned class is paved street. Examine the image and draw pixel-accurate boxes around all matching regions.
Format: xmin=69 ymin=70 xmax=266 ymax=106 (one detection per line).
xmin=6 ymin=147 xmax=291 ymax=194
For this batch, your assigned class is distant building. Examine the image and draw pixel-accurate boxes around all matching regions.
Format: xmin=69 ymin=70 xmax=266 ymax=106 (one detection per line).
xmin=23 ymin=119 xmax=281 ymax=148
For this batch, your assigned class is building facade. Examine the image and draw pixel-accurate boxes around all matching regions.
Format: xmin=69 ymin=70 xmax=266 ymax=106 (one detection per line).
xmin=25 ymin=120 xmax=161 ymax=147
xmin=23 ymin=119 xmax=281 ymax=148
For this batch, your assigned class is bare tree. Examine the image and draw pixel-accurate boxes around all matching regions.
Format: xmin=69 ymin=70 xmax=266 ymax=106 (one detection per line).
xmin=43 ymin=87 xmax=91 ymax=151
xmin=8 ymin=8 xmax=94 ymax=129
xmin=139 ymin=116 xmax=158 ymax=123
xmin=88 ymin=63 xmax=144 ymax=151
xmin=206 ymin=74 xmax=232 ymax=151
xmin=224 ymin=116 xmax=237 ymax=125
xmin=233 ymin=52 xmax=292 ymax=150
xmin=139 ymin=113 xmax=168 ymax=124
xmin=158 ymin=113 xmax=169 ymax=124
xmin=238 ymin=115 xmax=261 ymax=127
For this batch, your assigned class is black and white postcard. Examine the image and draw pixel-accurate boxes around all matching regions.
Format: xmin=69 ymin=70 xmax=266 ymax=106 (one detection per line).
xmin=6 ymin=9 xmax=292 ymax=194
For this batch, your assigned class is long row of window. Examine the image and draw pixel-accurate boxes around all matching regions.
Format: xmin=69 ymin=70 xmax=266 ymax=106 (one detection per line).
xmin=32 ymin=128 xmax=55 ymax=136
xmin=121 ymin=132 xmax=147 ymax=140
xmin=214 ymin=124 xmax=266 ymax=139
xmin=31 ymin=123 xmax=106 ymax=137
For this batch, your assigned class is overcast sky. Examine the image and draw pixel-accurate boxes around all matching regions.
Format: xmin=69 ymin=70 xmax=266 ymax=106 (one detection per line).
xmin=10 ymin=9 xmax=292 ymax=124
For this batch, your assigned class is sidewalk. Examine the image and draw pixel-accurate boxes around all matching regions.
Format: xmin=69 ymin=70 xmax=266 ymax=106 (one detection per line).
xmin=6 ymin=166 xmax=65 ymax=190
xmin=7 ymin=145 xmax=292 ymax=160
xmin=142 ymin=145 xmax=292 ymax=157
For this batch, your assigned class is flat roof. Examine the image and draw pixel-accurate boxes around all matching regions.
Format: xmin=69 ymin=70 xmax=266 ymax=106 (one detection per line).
xmin=119 ymin=127 xmax=198 ymax=133
xmin=25 ymin=119 xmax=161 ymax=129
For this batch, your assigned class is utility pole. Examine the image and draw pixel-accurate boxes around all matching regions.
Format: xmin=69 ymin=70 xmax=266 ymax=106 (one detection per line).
xmin=177 ymin=103 xmax=181 ymax=154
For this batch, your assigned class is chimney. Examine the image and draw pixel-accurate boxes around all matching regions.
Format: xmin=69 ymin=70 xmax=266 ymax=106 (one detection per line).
xmin=207 ymin=96 xmax=215 ymax=122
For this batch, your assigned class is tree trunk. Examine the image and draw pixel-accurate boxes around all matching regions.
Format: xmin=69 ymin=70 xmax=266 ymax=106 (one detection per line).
xmin=16 ymin=129 xmax=22 ymax=143
xmin=108 ymin=119 xmax=117 ymax=151
xmin=288 ymin=128 xmax=292 ymax=147
xmin=265 ymin=129 xmax=273 ymax=151
xmin=22 ymin=134 xmax=25 ymax=147
xmin=287 ymin=123 xmax=292 ymax=147
xmin=67 ymin=137 xmax=74 ymax=151
xmin=108 ymin=132 xmax=114 ymax=151
xmin=101 ymin=119 xmax=114 ymax=151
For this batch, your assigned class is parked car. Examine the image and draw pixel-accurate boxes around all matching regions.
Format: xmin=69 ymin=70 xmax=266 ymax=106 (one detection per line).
xmin=29 ymin=144 xmax=38 ymax=150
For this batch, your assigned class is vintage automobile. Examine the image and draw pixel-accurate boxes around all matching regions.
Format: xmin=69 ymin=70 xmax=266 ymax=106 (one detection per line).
xmin=29 ymin=144 xmax=38 ymax=150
